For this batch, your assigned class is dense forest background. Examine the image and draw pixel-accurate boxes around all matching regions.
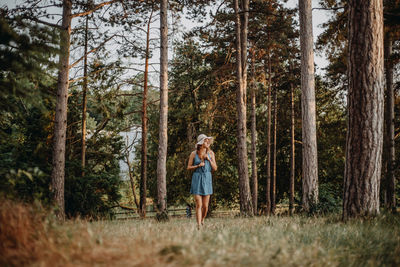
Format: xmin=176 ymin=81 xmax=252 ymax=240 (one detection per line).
xmin=0 ymin=0 xmax=399 ymax=219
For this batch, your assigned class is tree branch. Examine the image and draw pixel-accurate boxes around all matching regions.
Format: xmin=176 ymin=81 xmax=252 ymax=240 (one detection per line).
xmin=69 ymin=66 xmax=110 ymax=83
xmin=25 ymin=17 xmax=62 ymax=29
xmin=71 ymin=0 xmax=120 ymax=18
xmin=123 ymin=110 xmax=141 ymax=116
xmin=116 ymin=92 xmax=143 ymax=97
xmin=69 ymin=34 xmax=116 ymax=69
xmin=312 ymin=7 xmax=345 ymax=11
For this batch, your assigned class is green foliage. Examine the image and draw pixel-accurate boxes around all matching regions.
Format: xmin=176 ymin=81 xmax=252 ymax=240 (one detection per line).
xmin=0 ymin=99 xmax=54 ymax=205
xmin=1 ymin=167 xmax=50 ymax=203
xmin=0 ymin=13 xmax=134 ymax=218
xmin=63 ymin=59 xmax=135 ymax=218
xmin=0 ymin=14 xmax=57 ymax=205
xmin=0 ymin=15 xmax=59 ymax=113
xmin=307 ymin=183 xmax=342 ymax=215
xmin=65 ymin=160 xmax=122 ymax=219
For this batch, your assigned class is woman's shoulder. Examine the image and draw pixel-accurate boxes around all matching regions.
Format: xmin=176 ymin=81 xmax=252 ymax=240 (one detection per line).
xmin=190 ymin=150 xmax=197 ymax=156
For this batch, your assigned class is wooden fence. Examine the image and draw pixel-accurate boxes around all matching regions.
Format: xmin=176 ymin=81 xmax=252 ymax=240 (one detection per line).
xmin=112 ymin=204 xmax=296 ymax=220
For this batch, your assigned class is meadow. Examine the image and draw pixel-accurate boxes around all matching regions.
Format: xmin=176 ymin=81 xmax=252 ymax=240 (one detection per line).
xmin=2 ymin=200 xmax=400 ymax=267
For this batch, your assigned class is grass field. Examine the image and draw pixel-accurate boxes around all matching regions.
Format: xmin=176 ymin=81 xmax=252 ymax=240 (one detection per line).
xmin=87 ymin=215 xmax=400 ymax=266
xmin=2 ymin=201 xmax=400 ymax=266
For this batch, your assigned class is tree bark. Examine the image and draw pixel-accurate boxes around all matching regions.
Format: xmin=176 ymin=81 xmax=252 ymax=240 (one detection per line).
xmin=51 ymin=0 xmax=72 ymax=221
xmin=272 ymin=86 xmax=277 ymax=215
xmin=343 ymin=0 xmax=384 ymax=220
xmin=234 ymin=0 xmax=253 ymax=216
xmin=289 ymin=77 xmax=295 ymax=216
xmin=140 ymin=9 xmax=153 ymax=218
xmin=299 ymin=0 xmax=319 ymax=212
xmin=266 ymin=48 xmax=272 ymax=215
xmin=81 ymin=14 xmax=88 ymax=177
xmin=157 ymin=0 xmax=168 ymax=214
xmin=384 ymin=36 xmax=396 ymax=212
xmin=250 ymin=46 xmax=258 ymax=216
xmin=126 ymin=153 xmax=139 ymax=210
xmin=240 ymin=0 xmax=248 ymax=93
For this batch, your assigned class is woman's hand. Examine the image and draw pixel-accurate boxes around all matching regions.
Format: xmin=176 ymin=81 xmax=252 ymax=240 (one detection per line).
xmin=187 ymin=151 xmax=206 ymax=170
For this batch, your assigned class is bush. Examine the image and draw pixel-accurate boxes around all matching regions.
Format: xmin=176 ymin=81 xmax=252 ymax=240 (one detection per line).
xmin=65 ymin=160 xmax=122 ymax=219
xmin=309 ymin=183 xmax=342 ymax=215
xmin=0 ymin=167 xmax=51 ymax=204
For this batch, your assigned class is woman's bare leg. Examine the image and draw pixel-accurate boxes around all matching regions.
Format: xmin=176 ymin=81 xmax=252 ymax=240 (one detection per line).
xmin=194 ymin=195 xmax=202 ymax=229
xmin=201 ymin=195 xmax=210 ymax=225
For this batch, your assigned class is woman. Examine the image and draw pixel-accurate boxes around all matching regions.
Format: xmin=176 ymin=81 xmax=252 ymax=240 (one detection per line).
xmin=187 ymin=134 xmax=217 ymax=229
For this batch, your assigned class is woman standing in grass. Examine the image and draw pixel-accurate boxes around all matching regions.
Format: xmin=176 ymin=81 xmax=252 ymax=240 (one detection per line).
xmin=187 ymin=134 xmax=217 ymax=229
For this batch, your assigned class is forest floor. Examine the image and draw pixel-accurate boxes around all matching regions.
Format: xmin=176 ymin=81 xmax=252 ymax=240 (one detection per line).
xmin=2 ymin=202 xmax=400 ymax=267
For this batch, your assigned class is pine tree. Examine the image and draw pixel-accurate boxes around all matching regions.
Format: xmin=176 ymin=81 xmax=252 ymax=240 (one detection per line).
xmin=157 ymin=0 xmax=168 ymax=217
xmin=234 ymin=0 xmax=253 ymax=216
xmin=299 ymin=0 xmax=319 ymax=213
xmin=343 ymin=0 xmax=384 ymax=219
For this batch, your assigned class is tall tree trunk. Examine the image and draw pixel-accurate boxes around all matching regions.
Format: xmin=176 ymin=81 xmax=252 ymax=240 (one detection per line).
xmin=250 ymin=46 xmax=258 ymax=216
xmin=234 ymin=0 xmax=253 ymax=216
xmin=51 ymin=0 xmax=72 ymax=221
xmin=384 ymin=36 xmax=396 ymax=212
xmin=157 ymin=0 xmax=168 ymax=214
xmin=343 ymin=0 xmax=384 ymax=220
xmin=126 ymin=153 xmax=139 ymax=210
xmin=289 ymin=77 xmax=295 ymax=215
xmin=81 ymin=14 xmax=88 ymax=177
xmin=299 ymin=0 xmax=319 ymax=212
xmin=140 ymin=9 xmax=153 ymax=218
xmin=271 ymin=86 xmax=277 ymax=214
xmin=240 ymin=0 xmax=248 ymax=92
xmin=266 ymin=48 xmax=272 ymax=215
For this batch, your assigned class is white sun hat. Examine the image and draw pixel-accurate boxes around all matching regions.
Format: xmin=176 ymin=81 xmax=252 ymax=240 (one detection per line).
xmin=195 ymin=134 xmax=214 ymax=148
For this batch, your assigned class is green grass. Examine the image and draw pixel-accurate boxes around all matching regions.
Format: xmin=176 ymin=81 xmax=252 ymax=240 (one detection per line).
xmin=3 ymin=200 xmax=400 ymax=266
xmin=75 ymin=214 xmax=400 ymax=266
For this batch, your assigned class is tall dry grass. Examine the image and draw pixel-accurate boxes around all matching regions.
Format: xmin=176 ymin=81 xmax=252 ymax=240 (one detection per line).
xmin=0 ymin=199 xmax=175 ymax=266
xmin=1 ymin=199 xmax=400 ymax=266
xmin=0 ymin=199 xmax=57 ymax=266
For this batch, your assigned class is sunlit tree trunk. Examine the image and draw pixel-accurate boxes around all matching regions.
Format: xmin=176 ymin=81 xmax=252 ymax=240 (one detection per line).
xmin=343 ymin=0 xmax=384 ymax=219
xmin=51 ymin=0 xmax=72 ymax=221
xmin=266 ymin=48 xmax=272 ymax=215
xmin=299 ymin=0 xmax=318 ymax=212
xmin=289 ymin=68 xmax=296 ymax=216
xmin=271 ymin=87 xmax=277 ymax=215
xmin=240 ymin=0 xmax=248 ymax=93
xmin=126 ymin=153 xmax=139 ymax=209
xmin=140 ymin=9 xmax=153 ymax=217
xmin=250 ymin=46 xmax=258 ymax=216
xmin=157 ymin=0 xmax=168 ymax=214
xmin=81 ymin=15 xmax=88 ymax=177
xmin=234 ymin=0 xmax=253 ymax=216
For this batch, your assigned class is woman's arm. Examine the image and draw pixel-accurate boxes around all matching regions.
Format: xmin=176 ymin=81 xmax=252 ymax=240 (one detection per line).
xmin=207 ymin=150 xmax=218 ymax=171
xmin=187 ymin=151 xmax=204 ymax=170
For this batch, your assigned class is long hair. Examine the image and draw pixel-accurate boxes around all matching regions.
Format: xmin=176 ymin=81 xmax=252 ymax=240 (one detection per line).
xmin=196 ymin=144 xmax=209 ymax=160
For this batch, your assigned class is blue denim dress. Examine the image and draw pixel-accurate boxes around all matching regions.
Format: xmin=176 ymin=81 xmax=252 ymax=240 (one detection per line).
xmin=190 ymin=153 xmax=213 ymax=195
